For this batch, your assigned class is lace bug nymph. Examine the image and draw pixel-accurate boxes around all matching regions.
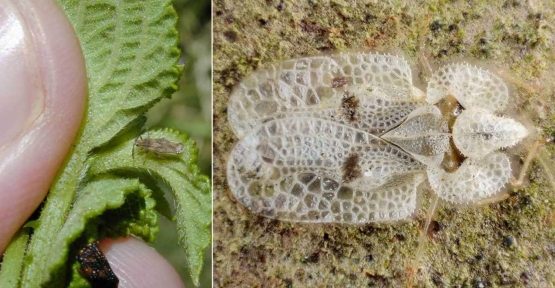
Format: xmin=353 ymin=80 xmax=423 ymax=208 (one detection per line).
xmin=76 ymin=241 xmax=119 ymax=288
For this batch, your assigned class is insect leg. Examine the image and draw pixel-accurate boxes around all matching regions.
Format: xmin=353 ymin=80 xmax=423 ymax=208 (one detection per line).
xmin=405 ymin=192 xmax=440 ymax=288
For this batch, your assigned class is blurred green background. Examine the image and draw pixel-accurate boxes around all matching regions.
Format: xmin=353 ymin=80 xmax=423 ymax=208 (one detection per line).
xmin=146 ymin=0 xmax=211 ymax=287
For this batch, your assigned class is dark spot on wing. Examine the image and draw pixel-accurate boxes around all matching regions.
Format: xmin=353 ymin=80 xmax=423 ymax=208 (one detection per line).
xmin=342 ymin=153 xmax=361 ymax=183
xmin=331 ymin=76 xmax=348 ymax=88
xmin=341 ymin=93 xmax=360 ymax=122
xmin=77 ymin=241 xmax=119 ymax=288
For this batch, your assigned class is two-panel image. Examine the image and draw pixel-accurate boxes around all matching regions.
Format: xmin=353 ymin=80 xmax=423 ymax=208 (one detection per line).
xmin=0 ymin=0 xmax=554 ymax=287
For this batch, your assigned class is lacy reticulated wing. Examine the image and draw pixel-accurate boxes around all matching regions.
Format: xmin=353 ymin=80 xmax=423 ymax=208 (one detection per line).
xmin=226 ymin=53 xmax=529 ymax=223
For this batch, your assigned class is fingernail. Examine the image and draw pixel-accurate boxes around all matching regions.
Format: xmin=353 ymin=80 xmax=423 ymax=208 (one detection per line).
xmin=0 ymin=0 xmax=45 ymax=148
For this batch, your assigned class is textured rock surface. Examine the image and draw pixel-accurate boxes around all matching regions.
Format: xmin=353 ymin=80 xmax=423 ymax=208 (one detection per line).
xmin=213 ymin=1 xmax=555 ymax=286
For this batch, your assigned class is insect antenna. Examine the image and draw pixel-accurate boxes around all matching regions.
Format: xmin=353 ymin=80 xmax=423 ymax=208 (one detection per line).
xmin=132 ymin=127 xmax=147 ymax=162
xmin=495 ymin=68 xmax=542 ymax=94
xmin=513 ymin=137 xmax=550 ymax=188
xmin=511 ymin=137 xmax=555 ymax=200
xmin=417 ymin=14 xmax=434 ymax=82
xmin=536 ymin=145 xmax=555 ymax=192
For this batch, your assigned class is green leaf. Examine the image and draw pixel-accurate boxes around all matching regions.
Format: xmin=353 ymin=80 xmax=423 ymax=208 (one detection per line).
xmin=0 ymin=229 xmax=29 ymax=288
xmin=0 ymin=0 xmax=211 ymax=287
xmin=89 ymin=128 xmax=211 ymax=285
xmin=43 ymin=177 xmax=158 ymax=287
xmin=58 ymin=0 xmax=183 ymax=149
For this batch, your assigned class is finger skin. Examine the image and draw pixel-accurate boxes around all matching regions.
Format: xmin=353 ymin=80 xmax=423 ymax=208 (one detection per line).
xmin=0 ymin=0 xmax=86 ymax=253
xmin=100 ymin=237 xmax=186 ymax=288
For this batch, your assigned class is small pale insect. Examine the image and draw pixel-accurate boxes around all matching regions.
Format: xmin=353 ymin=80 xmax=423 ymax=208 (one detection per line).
xmin=226 ymin=52 xmax=529 ymax=223
xmin=76 ymin=241 xmax=119 ymax=288
xmin=133 ymin=134 xmax=185 ymax=159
